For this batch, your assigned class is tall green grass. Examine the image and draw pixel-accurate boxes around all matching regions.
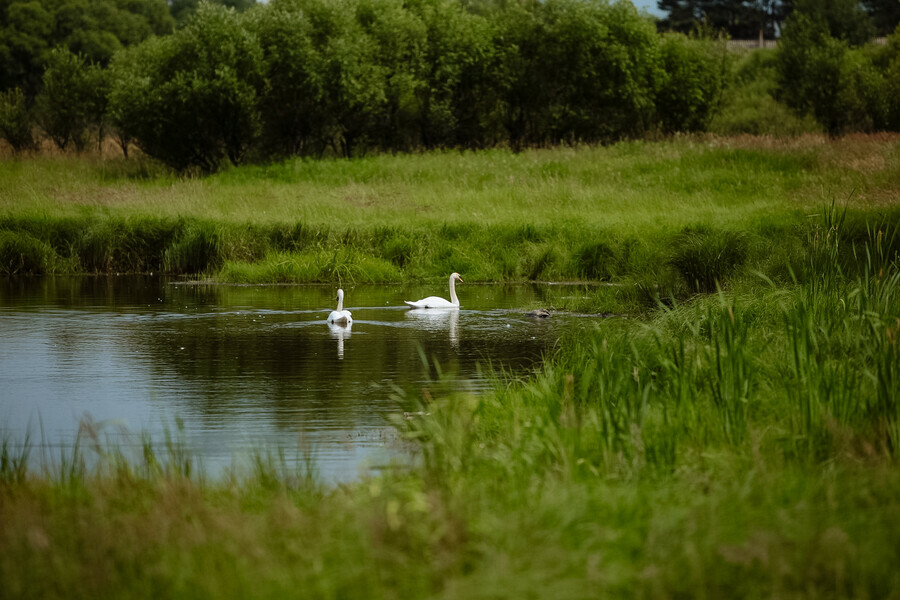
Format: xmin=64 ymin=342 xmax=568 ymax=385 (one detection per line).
xmin=2 ymin=137 xmax=898 ymax=288
xmin=2 ymin=140 xmax=900 ymax=597
xmin=2 ymin=137 xmax=897 ymax=227
xmin=2 ymin=232 xmax=900 ymax=598
xmin=3 ymin=210 xmax=899 ymax=308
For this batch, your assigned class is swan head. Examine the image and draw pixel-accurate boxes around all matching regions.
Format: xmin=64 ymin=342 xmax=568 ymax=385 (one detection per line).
xmin=336 ymin=289 xmax=344 ymax=301
xmin=451 ymin=272 xmax=463 ymax=283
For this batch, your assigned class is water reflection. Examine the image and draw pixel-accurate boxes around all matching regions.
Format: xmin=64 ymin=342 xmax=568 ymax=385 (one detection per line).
xmin=404 ymin=308 xmax=459 ymax=348
xmin=327 ymin=322 xmax=352 ymax=359
xmin=0 ymin=276 xmax=598 ymax=481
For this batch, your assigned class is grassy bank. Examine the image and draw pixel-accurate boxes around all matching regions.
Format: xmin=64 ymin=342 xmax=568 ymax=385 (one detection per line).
xmin=3 ymin=137 xmax=900 ymax=597
xmin=2 ymin=135 xmax=900 ymax=296
xmin=2 ymin=210 xmax=899 ymax=598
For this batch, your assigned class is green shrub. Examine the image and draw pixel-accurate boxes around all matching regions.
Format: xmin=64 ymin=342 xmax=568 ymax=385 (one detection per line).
xmin=35 ymin=48 xmax=105 ymax=152
xmin=776 ymin=12 xmax=889 ymax=136
xmin=656 ymin=34 xmax=727 ymax=134
xmin=710 ymin=50 xmax=820 ymax=136
xmin=671 ymin=226 xmax=748 ymax=293
xmin=108 ymin=3 xmax=264 ymax=172
xmin=72 ymin=218 xmax=175 ymax=272
xmin=574 ymin=240 xmax=618 ymax=281
xmin=381 ymin=234 xmax=416 ymax=268
xmin=0 ymin=231 xmax=56 ymax=275
xmin=164 ymin=223 xmax=223 ymax=274
xmin=0 ymin=88 xmax=36 ymax=152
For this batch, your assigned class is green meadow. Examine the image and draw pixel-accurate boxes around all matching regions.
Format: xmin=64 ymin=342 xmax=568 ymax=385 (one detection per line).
xmin=2 ymin=136 xmax=899 ymax=299
xmin=2 ymin=135 xmax=900 ymax=598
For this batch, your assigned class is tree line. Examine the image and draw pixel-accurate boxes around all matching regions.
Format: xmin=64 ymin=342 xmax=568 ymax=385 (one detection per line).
xmin=1 ymin=0 xmax=899 ymax=172
xmin=0 ymin=0 xmax=256 ymax=98
xmin=657 ymin=0 xmax=900 ymax=39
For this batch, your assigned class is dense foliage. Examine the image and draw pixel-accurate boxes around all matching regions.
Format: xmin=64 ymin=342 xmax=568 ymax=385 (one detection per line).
xmin=657 ymin=0 xmax=899 ymax=38
xmin=657 ymin=0 xmax=792 ymax=38
xmin=1 ymin=0 xmax=900 ymax=171
xmin=776 ymin=7 xmax=900 ymax=136
xmin=99 ymin=0 xmax=731 ymax=171
xmin=0 ymin=0 xmax=174 ymax=95
xmin=108 ymin=3 xmax=264 ymax=171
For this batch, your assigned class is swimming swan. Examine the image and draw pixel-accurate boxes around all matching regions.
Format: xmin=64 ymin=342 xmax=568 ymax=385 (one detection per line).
xmin=327 ymin=289 xmax=353 ymax=325
xmin=404 ymin=273 xmax=463 ymax=309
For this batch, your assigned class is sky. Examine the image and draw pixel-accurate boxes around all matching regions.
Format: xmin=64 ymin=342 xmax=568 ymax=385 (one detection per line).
xmin=631 ymin=0 xmax=665 ymax=17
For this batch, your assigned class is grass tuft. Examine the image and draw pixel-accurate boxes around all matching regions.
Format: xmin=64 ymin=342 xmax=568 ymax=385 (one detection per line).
xmin=671 ymin=226 xmax=749 ymax=293
xmin=0 ymin=230 xmax=56 ymax=275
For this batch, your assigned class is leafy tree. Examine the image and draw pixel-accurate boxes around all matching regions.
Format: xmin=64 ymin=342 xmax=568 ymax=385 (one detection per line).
xmin=0 ymin=1 xmax=54 ymax=95
xmin=248 ymin=2 xmax=323 ymax=157
xmin=294 ymin=0 xmax=387 ymax=157
xmin=777 ymin=10 xmax=884 ymax=135
xmin=656 ymin=34 xmax=728 ymax=132
xmin=878 ymin=28 xmax=900 ymax=128
xmin=490 ymin=0 xmax=544 ymax=150
xmin=108 ymin=3 xmax=264 ymax=171
xmin=658 ymin=0 xmax=780 ymax=38
xmin=862 ymin=0 xmax=900 ymax=36
xmin=701 ymin=0 xmax=777 ymax=38
xmin=791 ymin=0 xmax=874 ymax=46
xmin=351 ymin=0 xmax=429 ymax=152
xmin=34 ymin=47 xmax=105 ymax=151
xmin=0 ymin=0 xmax=173 ymax=96
xmin=0 ymin=87 xmax=36 ymax=152
xmin=53 ymin=0 xmax=175 ymax=63
xmin=118 ymin=0 xmax=178 ymax=37
xmin=542 ymin=0 xmax=662 ymax=142
xmin=408 ymin=0 xmax=499 ymax=148
xmin=657 ymin=0 xmax=702 ymax=33
xmin=494 ymin=0 xmax=661 ymax=148
xmin=170 ymin=0 xmax=256 ymax=26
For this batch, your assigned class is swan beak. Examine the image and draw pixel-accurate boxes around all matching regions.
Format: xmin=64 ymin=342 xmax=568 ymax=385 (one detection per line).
xmin=457 ymin=275 xmax=464 ymax=282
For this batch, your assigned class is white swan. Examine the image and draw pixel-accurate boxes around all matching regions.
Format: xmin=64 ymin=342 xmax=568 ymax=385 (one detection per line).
xmin=326 ymin=289 xmax=353 ymax=325
xmin=404 ymin=272 xmax=464 ymax=309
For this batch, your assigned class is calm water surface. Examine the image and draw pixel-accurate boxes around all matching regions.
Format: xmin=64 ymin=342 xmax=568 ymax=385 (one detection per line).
xmin=0 ymin=277 xmax=595 ymax=481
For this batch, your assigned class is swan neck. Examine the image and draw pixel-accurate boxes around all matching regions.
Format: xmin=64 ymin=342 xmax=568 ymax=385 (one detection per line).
xmin=449 ymin=275 xmax=459 ymax=305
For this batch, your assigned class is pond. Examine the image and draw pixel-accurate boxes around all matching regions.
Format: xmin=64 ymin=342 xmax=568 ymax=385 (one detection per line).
xmin=0 ymin=277 xmax=597 ymax=481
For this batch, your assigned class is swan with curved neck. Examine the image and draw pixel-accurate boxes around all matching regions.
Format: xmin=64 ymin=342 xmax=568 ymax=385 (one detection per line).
xmin=404 ymin=273 xmax=463 ymax=308
xmin=327 ymin=289 xmax=353 ymax=325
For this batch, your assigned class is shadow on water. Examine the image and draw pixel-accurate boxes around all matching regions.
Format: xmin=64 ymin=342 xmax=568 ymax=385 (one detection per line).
xmin=0 ymin=276 xmax=602 ymax=481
